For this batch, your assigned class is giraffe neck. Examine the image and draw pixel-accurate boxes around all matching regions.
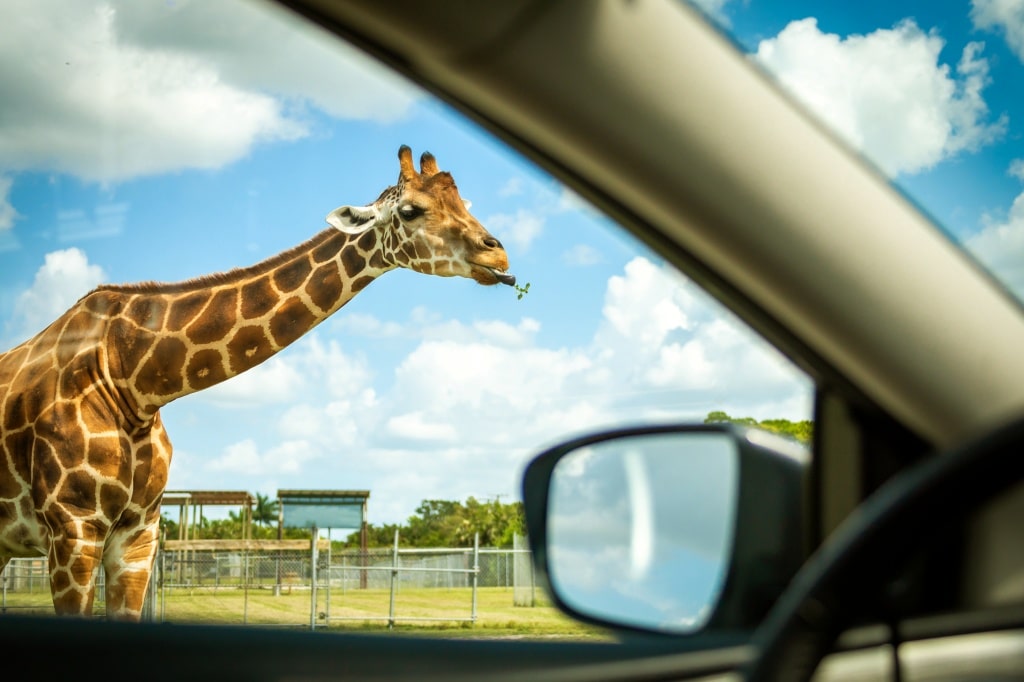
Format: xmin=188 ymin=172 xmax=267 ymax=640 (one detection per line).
xmin=99 ymin=228 xmax=392 ymax=417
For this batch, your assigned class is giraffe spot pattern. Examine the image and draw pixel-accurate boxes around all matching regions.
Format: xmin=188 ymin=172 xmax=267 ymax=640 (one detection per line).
xmin=341 ymin=245 xmax=366 ymax=278
xmin=226 ymin=325 xmax=274 ymax=375
xmin=186 ymin=348 xmax=228 ymax=391
xmin=135 ymin=337 xmax=187 ymax=396
xmin=166 ymin=292 xmax=209 ymax=332
xmin=126 ymin=296 xmax=168 ymax=331
xmin=270 ymin=297 xmax=319 ymax=347
xmin=185 ymin=288 xmax=237 ymax=345
xmin=307 ymin=262 xmax=344 ymax=313
xmin=110 ymin=318 xmax=157 ymax=379
xmin=273 ymin=256 xmax=313 ymax=292
xmin=240 ymin=277 xmax=276 ymax=319
xmin=60 ymin=469 xmax=98 ymax=512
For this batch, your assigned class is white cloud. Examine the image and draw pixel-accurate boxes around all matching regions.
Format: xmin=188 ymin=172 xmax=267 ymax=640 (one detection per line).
xmin=485 ymin=208 xmax=545 ymax=252
xmin=206 ymin=438 xmax=321 ymax=475
xmin=688 ymin=0 xmax=734 ymax=28
xmin=198 ymin=336 xmax=373 ymax=408
xmin=966 ymin=163 xmax=1024 ymax=298
xmin=6 ymin=248 xmax=106 ymax=345
xmin=0 ymin=176 xmax=17 ymax=231
xmin=755 ymin=18 xmax=1006 ymax=176
xmin=562 ymin=243 xmax=604 ymax=267
xmin=201 ymin=355 xmax=306 ymax=408
xmin=0 ymin=0 xmax=417 ymax=182
xmin=387 ymin=411 xmax=458 ymax=443
xmin=972 ymin=0 xmax=1024 ymax=62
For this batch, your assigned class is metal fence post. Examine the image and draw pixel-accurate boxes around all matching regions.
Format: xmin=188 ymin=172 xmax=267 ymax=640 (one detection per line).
xmin=471 ymin=533 xmax=479 ymax=624
xmin=243 ymin=546 xmax=250 ymax=625
xmin=310 ymin=525 xmax=318 ymax=631
xmin=325 ymin=529 xmax=331 ymax=627
xmin=388 ymin=529 xmax=399 ymax=630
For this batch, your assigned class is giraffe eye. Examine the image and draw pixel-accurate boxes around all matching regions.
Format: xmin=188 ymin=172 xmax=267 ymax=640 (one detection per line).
xmin=398 ymin=204 xmax=424 ymax=221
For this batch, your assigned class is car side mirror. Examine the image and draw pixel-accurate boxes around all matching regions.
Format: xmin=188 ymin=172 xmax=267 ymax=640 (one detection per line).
xmin=521 ymin=424 xmax=808 ymax=636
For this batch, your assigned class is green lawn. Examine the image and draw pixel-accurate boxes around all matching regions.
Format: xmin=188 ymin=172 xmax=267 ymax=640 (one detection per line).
xmin=1 ymin=587 xmax=612 ymax=640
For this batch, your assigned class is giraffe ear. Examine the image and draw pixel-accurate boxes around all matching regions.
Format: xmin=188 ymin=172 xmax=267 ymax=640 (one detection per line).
xmin=326 ymin=204 xmax=381 ymax=234
xmin=462 ymin=198 xmax=472 ymax=210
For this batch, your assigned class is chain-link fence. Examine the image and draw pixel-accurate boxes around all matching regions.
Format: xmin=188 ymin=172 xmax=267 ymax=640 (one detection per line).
xmin=1 ymin=533 xmax=537 ymax=628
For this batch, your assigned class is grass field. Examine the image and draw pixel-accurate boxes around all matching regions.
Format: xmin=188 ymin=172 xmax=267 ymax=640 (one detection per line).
xmin=1 ymin=587 xmax=612 ymax=640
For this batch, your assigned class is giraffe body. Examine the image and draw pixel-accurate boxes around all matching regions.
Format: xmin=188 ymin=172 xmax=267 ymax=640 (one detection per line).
xmin=0 ymin=147 xmax=513 ymax=619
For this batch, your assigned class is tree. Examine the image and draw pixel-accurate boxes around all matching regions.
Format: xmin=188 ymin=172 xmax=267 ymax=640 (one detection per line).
xmin=344 ymin=496 xmax=526 ymax=548
xmin=705 ymin=410 xmax=813 ymax=444
xmin=253 ymin=493 xmax=279 ymax=528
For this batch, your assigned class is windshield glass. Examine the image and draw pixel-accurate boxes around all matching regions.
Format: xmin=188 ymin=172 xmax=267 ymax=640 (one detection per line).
xmin=0 ymin=0 xmax=810 ymax=627
xmin=691 ymin=0 xmax=1024 ymax=304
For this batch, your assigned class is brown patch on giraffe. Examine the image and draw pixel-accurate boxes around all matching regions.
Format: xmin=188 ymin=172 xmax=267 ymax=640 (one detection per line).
xmin=307 ymin=262 xmax=343 ymax=313
xmin=4 ymin=430 xmax=32 ymax=482
xmin=23 ymin=368 xmax=57 ymax=421
xmin=0 ymin=462 xmax=21 ymax=497
xmin=100 ymin=483 xmax=130 ymax=521
xmin=240 ymin=277 xmax=276 ymax=319
xmin=56 ymin=310 xmax=99 ymax=366
xmin=134 ymin=337 xmax=187 ymax=397
xmin=108 ymin=318 xmax=156 ymax=378
xmin=368 ymin=248 xmax=387 ymax=270
xmin=402 ymin=241 xmax=418 ymax=261
xmin=86 ymin=435 xmax=120 ymax=470
xmin=415 ymin=240 xmax=431 ymax=260
xmin=186 ymin=348 xmax=228 ymax=391
xmin=185 ymin=288 xmax=238 ymax=345
xmin=358 ymin=229 xmax=378 ymax=253
xmin=166 ymin=292 xmax=209 ymax=332
xmin=273 ymin=256 xmax=313 ymax=293
xmin=226 ymin=326 xmax=274 ymax=374
xmin=117 ymin=507 xmax=142 ymax=532
xmin=60 ymin=469 xmax=98 ymax=512
xmin=131 ymin=442 xmax=154 ymax=492
xmin=341 ymin=246 xmax=366 ymax=278
xmin=3 ymin=391 xmax=27 ymax=430
xmin=70 ymin=555 xmax=94 ymax=585
xmin=43 ymin=402 xmax=86 ymax=468
xmin=126 ymin=296 xmax=168 ymax=331
xmin=82 ymin=290 xmax=123 ymax=318
xmin=270 ymin=297 xmax=318 ymax=347
xmin=78 ymin=396 xmax=114 ymax=435
xmin=313 ymin=230 xmax=347 ymax=263
xmin=58 ymin=353 xmax=96 ymax=400
xmin=32 ymin=436 xmax=65 ymax=495
xmin=50 ymin=568 xmax=73 ymax=594
xmin=351 ymin=275 xmax=375 ymax=293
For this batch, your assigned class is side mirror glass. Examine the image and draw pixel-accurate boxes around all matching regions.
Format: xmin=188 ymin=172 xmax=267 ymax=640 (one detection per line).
xmin=547 ymin=432 xmax=737 ymax=633
xmin=523 ymin=425 xmax=807 ymax=636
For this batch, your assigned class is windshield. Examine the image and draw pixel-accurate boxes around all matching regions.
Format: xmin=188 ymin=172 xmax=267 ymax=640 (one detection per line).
xmin=691 ymin=0 xmax=1024 ymax=304
xmin=0 ymin=0 xmax=811 ymax=627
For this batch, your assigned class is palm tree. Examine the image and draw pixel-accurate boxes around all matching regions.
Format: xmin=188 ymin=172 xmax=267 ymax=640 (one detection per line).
xmin=253 ymin=493 xmax=279 ymax=528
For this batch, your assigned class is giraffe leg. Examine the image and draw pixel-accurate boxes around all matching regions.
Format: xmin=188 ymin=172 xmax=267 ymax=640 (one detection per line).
xmin=103 ymin=514 xmax=160 ymax=621
xmin=46 ymin=521 xmax=106 ymax=616
xmin=102 ymin=412 xmax=172 ymax=621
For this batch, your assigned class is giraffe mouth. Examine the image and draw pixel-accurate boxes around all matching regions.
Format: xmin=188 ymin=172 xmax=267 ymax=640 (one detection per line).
xmin=486 ymin=267 xmax=517 ymax=287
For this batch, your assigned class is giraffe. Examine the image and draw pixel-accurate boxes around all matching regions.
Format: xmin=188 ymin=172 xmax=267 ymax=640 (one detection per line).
xmin=0 ymin=145 xmax=514 ymax=620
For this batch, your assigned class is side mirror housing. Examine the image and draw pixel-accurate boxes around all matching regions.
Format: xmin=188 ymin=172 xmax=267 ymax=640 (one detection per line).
xmin=521 ymin=424 xmax=807 ymax=635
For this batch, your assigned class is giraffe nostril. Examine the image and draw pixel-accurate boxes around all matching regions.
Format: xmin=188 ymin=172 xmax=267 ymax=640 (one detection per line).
xmin=483 ymin=237 xmax=502 ymax=250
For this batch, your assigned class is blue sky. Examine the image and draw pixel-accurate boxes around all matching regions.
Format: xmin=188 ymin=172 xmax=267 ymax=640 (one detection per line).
xmin=2 ymin=0 xmax=1022 ymax=527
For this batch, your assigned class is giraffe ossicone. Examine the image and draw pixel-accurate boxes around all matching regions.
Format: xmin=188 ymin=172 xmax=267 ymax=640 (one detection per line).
xmin=0 ymin=145 xmax=514 ymax=620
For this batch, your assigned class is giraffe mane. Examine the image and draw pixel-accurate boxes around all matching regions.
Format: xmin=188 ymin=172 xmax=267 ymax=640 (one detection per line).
xmin=90 ymin=228 xmax=343 ymax=296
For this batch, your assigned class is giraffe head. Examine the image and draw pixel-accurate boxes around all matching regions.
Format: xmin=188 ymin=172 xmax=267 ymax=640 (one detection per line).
xmin=326 ymin=145 xmax=515 ymax=287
